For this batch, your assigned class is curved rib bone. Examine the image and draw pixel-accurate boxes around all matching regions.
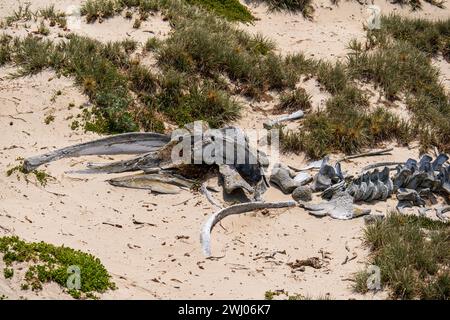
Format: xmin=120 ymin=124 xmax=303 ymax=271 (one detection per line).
xmin=200 ymin=201 xmax=296 ymax=256
xmin=23 ymin=133 xmax=170 ymax=172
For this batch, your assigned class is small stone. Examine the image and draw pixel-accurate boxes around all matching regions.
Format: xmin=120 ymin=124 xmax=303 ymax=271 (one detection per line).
xmin=292 ymin=186 xmax=312 ymax=202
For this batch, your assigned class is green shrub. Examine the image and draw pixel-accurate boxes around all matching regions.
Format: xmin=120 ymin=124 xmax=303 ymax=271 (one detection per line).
xmin=0 ymin=236 xmax=115 ymax=299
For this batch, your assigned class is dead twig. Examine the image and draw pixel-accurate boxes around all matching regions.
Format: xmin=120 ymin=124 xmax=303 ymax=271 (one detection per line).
xmin=102 ymin=222 xmax=123 ymax=229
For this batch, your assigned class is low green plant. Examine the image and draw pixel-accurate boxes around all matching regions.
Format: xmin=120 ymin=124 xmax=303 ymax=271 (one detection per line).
xmin=0 ymin=236 xmax=116 ymax=299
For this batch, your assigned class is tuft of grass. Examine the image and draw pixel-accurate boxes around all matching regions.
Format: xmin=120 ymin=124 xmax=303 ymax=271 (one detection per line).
xmin=132 ymin=18 xmax=141 ymax=28
xmin=354 ymin=212 xmax=450 ymax=299
xmin=44 ymin=114 xmax=55 ymax=124
xmin=157 ymin=72 xmax=241 ymax=128
xmin=0 ymin=236 xmax=115 ymax=299
xmin=185 ymin=0 xmax=255 ymax=22
xmin=274 ymin=87 xmax=311 ymax=114
xmin=263 ymin=0 xmax=315 ymax=19
xmin=145 ymin=37 xmax=161 ymax=51
xmin=37 ymin=20 xmax=50 ymax=36
xmin=316 ymin=61 xmax=348 ymax=94
xmin=81 ymin=0 xmax=121 ymax=23
xmin=38 ymin=5 xmax=67 ymax=28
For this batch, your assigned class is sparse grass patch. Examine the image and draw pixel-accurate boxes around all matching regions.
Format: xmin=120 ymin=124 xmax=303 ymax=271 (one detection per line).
xmin=354 ymin=212 xmax=450 ymax=299
xmin=0 ymin=236 xmax=115 ymax=299
xmin=37 ymin=20 xmax=50 ymax=36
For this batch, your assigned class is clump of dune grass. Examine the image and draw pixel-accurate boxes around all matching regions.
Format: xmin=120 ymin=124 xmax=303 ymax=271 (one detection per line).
xmin=263 ymin=0 xmax=315 ymax=19
xmin=376 ymin=14 xmax=449 ymax=60
xmin=274 ymin=88 xmax=311 ymax=114
xmin=354 ymin=212 xmax=450 ymax=299
xmin=145 ymin=37 xmax=161 ymax=51
xmin=0 ymin=34 xmax=12 ymax=65
xmin=156 ymin=12 xmax=312 ymax=98
xmin=280 ymin=85 xmax=412 ymax=158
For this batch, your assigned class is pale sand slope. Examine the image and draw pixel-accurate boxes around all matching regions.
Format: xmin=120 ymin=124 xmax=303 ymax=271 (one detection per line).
xmin=0 ymin=1 xmax=448 ymax=300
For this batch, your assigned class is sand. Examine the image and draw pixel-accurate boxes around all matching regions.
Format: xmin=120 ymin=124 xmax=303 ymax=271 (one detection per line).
xmin=0 ymin=0 xmax=449 ymax=300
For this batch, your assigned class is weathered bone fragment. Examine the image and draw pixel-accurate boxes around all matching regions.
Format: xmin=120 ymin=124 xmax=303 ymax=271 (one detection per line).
xmin=293 ymin=172 xmax=312 ymax=185
xmin=263 ymin=110 xmax=304 ymax=129
xmin=396 ymin=188 xmax=425 ymax=209
xmin=219 ymin=164 xmax=254 ymax=195
xmin=300 ymin=191 xmax=370 ymax=220
xmin=336 ymin=148 xmax=393 ymax=163
xmin=436 ymin=206 xmax=450 ymax=221
xmin=432 ymin=154 xmax=449 ymax=171
xmin=312 ymin=159 xmax=343 ymax=192
xmin=200 ymin=201 xmax=296 ymax=256
xmin=84 ymin=152 xmax=162 ymax=174
xmin=270 ymin=163 xmax=301 ymax=194
xmin=361 ymin=161 xmax=403 ymax=172
xmin=23 ymin=133 xmax=170 ymax=172
xmin=440 ymin=166 xmax=450 ymax=194
xmin=107 ymin=172 xmax=194 ymax=194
